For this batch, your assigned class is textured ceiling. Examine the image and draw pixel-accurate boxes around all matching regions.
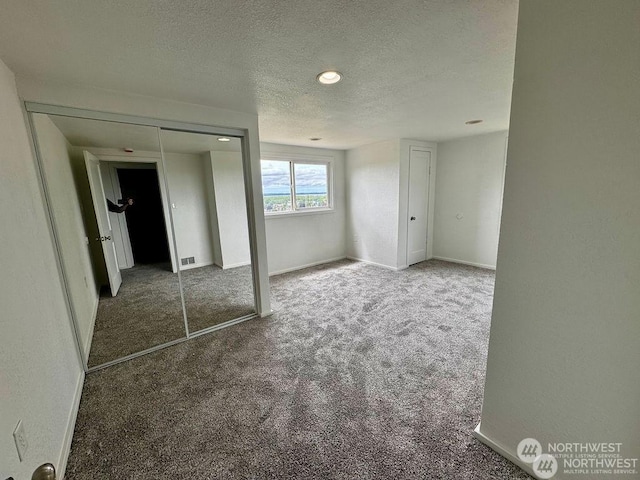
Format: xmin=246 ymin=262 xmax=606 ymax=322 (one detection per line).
xmin=1 ymin=0 xmax=518 ymax=149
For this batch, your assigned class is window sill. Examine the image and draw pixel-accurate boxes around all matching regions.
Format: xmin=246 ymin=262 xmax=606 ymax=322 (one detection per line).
xmin=264 ymin=208 xmax=334 ymax=219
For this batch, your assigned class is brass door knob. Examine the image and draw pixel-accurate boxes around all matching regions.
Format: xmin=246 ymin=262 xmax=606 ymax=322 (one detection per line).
xmin=32 ymin=463 xmax=56 ymax=480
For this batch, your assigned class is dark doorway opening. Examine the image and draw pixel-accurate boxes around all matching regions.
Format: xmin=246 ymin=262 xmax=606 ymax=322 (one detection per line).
xmin=117 ymin=168 xmax=171 ymax=265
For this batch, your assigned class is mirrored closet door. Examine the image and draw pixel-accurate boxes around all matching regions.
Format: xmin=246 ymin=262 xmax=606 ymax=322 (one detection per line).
xmin=30 ymin=110 xmax=258 ymax=370
xmin=31 ymin=114 xmax=187 ymax=367
xmin=159 ymin=129 xmax=256 ymax=335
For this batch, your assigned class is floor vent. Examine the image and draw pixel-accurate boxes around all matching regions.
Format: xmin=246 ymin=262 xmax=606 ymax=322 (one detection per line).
xmin=181 ymin=256 xmax=196 ymax=266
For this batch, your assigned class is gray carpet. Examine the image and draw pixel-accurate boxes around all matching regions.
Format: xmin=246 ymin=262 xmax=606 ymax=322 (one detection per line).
xmin=88 ymin=264 xmax=256 ymax=367
xmin=68 ymin=259 xmax=531 ymax=479
xmin=88 ymin=263 xmax=184 ymax=367
xmin=181 ymin=264 xmax=255 ymax=334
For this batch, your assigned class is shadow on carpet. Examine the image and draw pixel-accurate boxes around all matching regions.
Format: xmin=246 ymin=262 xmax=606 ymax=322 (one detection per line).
xmin=68 ymin=259 xmax=531 ymax=479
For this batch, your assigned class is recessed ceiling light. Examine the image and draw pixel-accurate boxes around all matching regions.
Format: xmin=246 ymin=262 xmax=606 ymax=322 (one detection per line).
xmin=316 ymin=71 xmax=342 ymax=85
xmin=465 ymin=119 xmax=483 ymax=125
xmin=217 ymin=137 xmax=231 ymax=142
xmin=310 ymin=137 xmax=322 ymax=141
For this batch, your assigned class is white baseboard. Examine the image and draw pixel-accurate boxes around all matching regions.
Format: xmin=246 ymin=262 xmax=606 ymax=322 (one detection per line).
xmin=472 ymin=423 xmax=535 ymax=478
xmin=222 ymin=261 xmax=252 ymax=270
xmin=432 ymin=256 xmax=496 ymax=270
xmin=58 ymin=370 xmax=84 ymax=479
xmin=269 ymin=256 xmax=347 ymax=276
xmin=346 ymin=256 xmax=399 ymax=271
xmin=83 ymin=295 xmax=99 ymax=362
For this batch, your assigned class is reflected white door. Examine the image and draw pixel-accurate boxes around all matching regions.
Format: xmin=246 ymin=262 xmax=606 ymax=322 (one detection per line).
xmin=84 ymin=151 xmax=122 ymax=296
xmin=407 ymin=148 xmax=431 ymax=266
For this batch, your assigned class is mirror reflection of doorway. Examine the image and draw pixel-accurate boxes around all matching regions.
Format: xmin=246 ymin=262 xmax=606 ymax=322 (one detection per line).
xmin=90 ymin=163 xmax=184 ymax=365
xmin=30 ymin=113 xmax=187 ymax=368
xmin=30 ymin=110 xmax=259 ymax=371
xmin=109 ymin=166 xmax=172 ymax=270
xmin=84 ymin=155 xmax=185 ymax=367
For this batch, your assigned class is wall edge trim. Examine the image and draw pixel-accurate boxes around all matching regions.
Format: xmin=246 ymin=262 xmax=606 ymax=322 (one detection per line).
xmin=345 ymin=256 xmax=398 ymax=271
xmin=472 ymin=422 xmax=535 ymax=479
xmin=58 ymin=370 xmax=84 ymax=479
xmin=269 ymin=256 xmax=347 ymax=276
xmin=432 ymin=256 xmax=496 ymax=270
xmin=82 ymin=294 xmax=99 ymax=363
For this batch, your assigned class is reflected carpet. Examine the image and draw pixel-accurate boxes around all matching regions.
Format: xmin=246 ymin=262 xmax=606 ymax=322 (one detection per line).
xmin=70 ymin=259 xmax=530 ymax=479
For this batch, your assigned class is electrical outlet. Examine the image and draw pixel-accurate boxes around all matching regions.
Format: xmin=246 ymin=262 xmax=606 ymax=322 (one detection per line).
xmin=13 ymin=420 xmax=28 ymax=462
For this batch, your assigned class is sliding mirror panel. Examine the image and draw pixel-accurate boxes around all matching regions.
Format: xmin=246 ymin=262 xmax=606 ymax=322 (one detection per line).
xmin=159 ymin=129 xmax=256 ymax=334
xmin=30 ymin=114 xmax=187 ymax=368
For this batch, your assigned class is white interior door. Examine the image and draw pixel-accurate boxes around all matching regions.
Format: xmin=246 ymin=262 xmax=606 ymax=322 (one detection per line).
xmin=101 ymin=163 xmax=134 ymax=269
xmin=84 ymin=151 xmax=122 ymax=296
xmin=407 ymin=148 xmax=431 ymax=265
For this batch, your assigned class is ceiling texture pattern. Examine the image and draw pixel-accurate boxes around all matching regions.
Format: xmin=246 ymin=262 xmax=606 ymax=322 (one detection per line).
xmin=0 ymin=0 xmax=518 ymax=149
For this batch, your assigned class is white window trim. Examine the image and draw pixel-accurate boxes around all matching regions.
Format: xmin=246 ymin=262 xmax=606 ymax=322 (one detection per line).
xmin=261 ymin=152 xmax=334 ymax=217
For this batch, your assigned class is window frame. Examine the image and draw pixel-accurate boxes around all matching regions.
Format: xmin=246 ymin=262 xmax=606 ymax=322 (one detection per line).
xmin=261 ymin=153 xmax=334 ymax=217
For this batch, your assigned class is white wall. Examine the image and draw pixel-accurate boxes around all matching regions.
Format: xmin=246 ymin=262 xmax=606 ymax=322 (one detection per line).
xmin=346 ymin=139 xmax=400 ymax=269
xmin=69 ymin=146 xmax=108 ymax=287
xmin=32 ymin=114 xmax=99 ymax=355
xmin=261 ymin=143 xmax=346 ymax=275
xmin=202 ymin=152 xmax=223 ymax=267
xmin=477 ymin=1 xmax=640 ymax=477
xmin=346 ymin=139 xmax=436 ymax=270
xmin=209 ymin=151 xmax=252 ymax=269
xmin=165 ymin=152 xmax=215 ymax=269
xmin=433 ymin=131 xmax=507 ymax=269
xmin=0 ymin=59 xmax=83 ymax=480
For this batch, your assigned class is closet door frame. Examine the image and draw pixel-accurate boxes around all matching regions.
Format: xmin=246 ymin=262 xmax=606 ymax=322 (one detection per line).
xmin=24 ymin=101 xmax=271 ymax=373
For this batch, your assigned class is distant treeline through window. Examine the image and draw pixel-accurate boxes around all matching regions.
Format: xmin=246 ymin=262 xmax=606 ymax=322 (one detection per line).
xmin=261 ymin=159 xmax=330 ymax=213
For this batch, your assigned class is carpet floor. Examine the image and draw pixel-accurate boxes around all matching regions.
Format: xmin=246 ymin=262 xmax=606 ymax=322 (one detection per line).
xmin=68 ymin=259 xmax=531 ymax=479
xmin=181 ymin=264 xmax=255 ymax=334
xmin=88 ymin=264 xmax=255 ymax=367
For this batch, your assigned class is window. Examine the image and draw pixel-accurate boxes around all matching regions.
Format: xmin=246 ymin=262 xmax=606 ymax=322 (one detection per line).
xmin=261 ymin=158 xmax=331 ymax=214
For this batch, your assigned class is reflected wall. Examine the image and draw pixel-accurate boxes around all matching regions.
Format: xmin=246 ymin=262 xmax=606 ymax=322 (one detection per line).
xmin=160 ymin=130 xmax=255 ymax=335
xmin=30 ymin=112 xmax=258 ymax=370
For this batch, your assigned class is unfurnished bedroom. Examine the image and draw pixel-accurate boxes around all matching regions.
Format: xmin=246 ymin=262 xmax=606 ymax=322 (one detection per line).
xmin=2 ymin=1 xmax=638 ymax=480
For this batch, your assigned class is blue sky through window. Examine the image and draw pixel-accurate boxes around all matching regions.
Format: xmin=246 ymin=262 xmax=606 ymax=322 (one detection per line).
xmin=261 ymin=160 xmax=290 ymax=195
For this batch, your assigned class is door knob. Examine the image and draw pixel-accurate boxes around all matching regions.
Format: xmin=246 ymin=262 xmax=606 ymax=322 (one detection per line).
xmin=410 ymin=216 xmax=416 ymax=221
xmin=32 ymin=463 xmax=56 ymax=480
